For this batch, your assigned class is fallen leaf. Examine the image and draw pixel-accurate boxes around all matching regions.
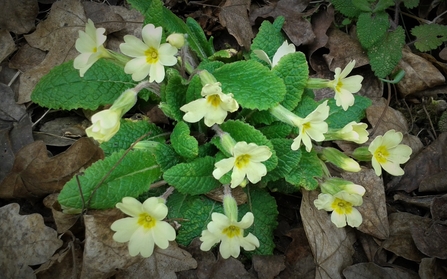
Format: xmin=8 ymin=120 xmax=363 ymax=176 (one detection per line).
xmin=43 ymin=193 xmax=80 ymax=233
xmin=395 ymin=48 xmax=445 ymax=97
xmin=218 ymin=0 xmax=254 ymax=50
xmin=382 ymin=212 xmax=430 ymax=262
xmin=200 ymin=257 xmax=256 ymax=279
xmin=0 ymin=29 xmax=17 ymax=63
xmin=0 ymin=203 xmax=63 ymax=279
xmin=431 ymin=194 xmax=447 ymax=220
xmin=393 ymin=132 xmax=447 ymax=193
xmin=358 ymin=234 xmax=387 ymax=263
xmin=252 ymin=255 xmax=286 ymax=279
xmin=300 ymin=190 xmax=356 ymax=279
xmin=419 ymin=258 xmax=447 ymax=279
xmin=308 ymin=6 xmax=334 ymax=71
xmin=342 ymin=168 xmax=389 ymax=240
xmin=185 ymin=238 xmax=220 ymax=279
xmin=343 ymin=262 xmax=419 ymax=279
xmin=411 ymin=221 xmax=447 ymax=259
xmin=0 ymin=83 xmax=34 ymax=184
xmin=34 ymin=116 xmax=88 ymax=147
xmin=281 ymin=227 xmax=315 ymax=279
xmin=0 ymin=138 xmax=104 ymax=198
xmin=0 ymin=0 xmax=38 ymax=34
xmin=9 ymin=43 xmax=46 ymax=72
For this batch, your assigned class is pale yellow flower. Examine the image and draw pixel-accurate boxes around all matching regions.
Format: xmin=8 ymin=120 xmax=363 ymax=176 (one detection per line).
xmin=166 ymin=33 xmax=185 ymax=49
xmin=213 ymin=141 xmax=272 ymax=188
xmin=327 ymin=60 xmax=363 ymax=111
xmin=111 ymin=197 xmax=176 ymax=258
xmin=180 ymin=82 xmax=239 ymax=127
xmin=338 ymin=121 xmax=369 ymax=143
xmin=74 ymin=19 xmax=110 ymax=77
xmin=291 ymin=101 xmax=330 ymax=152
xmin=314 ymin=191 xmax=363 ymax=228
xmin=200 ymin=212 xmax=259 ymax=259
xmin=120 ymin=24 xmax=178 ymax=82
xmin=253 ymin=40 xmax=295 ymax=68
xmin=368 ymin=129 xmax=412 ymax=176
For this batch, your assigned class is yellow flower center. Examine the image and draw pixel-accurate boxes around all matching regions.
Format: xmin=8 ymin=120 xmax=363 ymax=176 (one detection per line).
xmin=374 ymin=145 xmax=389 ymax=164
xmin=145 ymin=47 xmax=159 ymax=64
xmin=331 ymin=198 xmax=353 ymax=215
xmin=235 ymin=154 xmax=251 ymax=169
xmin=222 ymin=225 xmax=241 ymax=238
xmin=93 ymin=47 xmax=98 ymax=53
xmin=206 ymin=94 xmax=222 ymax=107
xmin=335 ymin=80 xmax=343 ymax=93
xmin=302 ymin=122 xmax=311 ymax=132
xmin=137 ymin=213 xmax=157 ymax=229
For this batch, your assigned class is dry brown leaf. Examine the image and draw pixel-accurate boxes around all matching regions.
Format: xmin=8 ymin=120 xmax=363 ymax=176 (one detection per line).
xmin=218 ymin=0 xmax=253 ymax=50
xmin=308 ymin=6 xmax=334 ymax=71
xmin=382 ymin=212 xmax=430 ymax=262
xmin=395 ymin=48 xmax=445 ymax=97
xmin=34 ymin=116 xmax=88 ymax=147
xmin=0 ymin=0 xmax=38 ymax=34
xmin=281 ymin=227 xmax=315 ymax=278
xmin=358 ymin=234 xmax=387 ymax=263
xmin=0 ymin=203 xmax=63 ymax=279
xmin=43 ymin=194 xmax=80 ymax=234
xmin=0 ymin=29 xmax=17 ymax=63
xmin=343 ymin=262 xmax=419 ymax=279
xmin=342 ymin=168 xmax=389 ymax=240
xmin=252 ymin=255 xmax=286 ymax=279
xmin=9 ymin=43 xmax=46 ymax=72
xmin=419 ymin=258 xmax=447 ymax=279
xmin=300 ymin=190 xmax=356 ymax=279
xmin=393 ymin=132 xmax=447 ymax=193
xmin=411 ymin=220 xmax=447 ymax=259
xmin=0 ymin=138 xmax=104 ymax=198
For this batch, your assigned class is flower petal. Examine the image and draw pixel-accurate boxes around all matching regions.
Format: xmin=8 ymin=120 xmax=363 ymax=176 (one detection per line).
xmin=330 ymin=211 xmax=347 ymax=228
xmin=142 ymin=24 xmax=162 ymax=48
xmin=116 ymin=197 xmax=143 ymax=217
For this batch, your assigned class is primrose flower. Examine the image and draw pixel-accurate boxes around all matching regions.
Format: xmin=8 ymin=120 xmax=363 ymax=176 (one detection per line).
xmin=368 ymin=129 xmax=412 ymax=176
xmin=321 ymin=147 xmax=361 ymax=172
xmin=291 ymin=101 xmax=330 ymax=152
xmin=338 ymin=121 xmax=369 ymax=143
xmin=253 ymin=40 xmax=295 ymax=68
xmin=74 ymin=19 xmax=111 ymax=77
xmin=180 ymin=82 xmax=239 ymax=127
xmin=111 ymin=197 xmax=176 ymax=258
xmin=327 ymin=60 xmax=363 ymax=111
xmin=85 ymin=89 xmax=138 ymax=143
xmin=120 ymin=24 xmax=178 ymax=83
xmin=166 ymin=33 xmax=185 ymax=49
xmin=314 ymin=191 xmax=363 ymax=228
xmin=320 ymin=177 xmax=366 ymax=196
xmin=213 ymin=141 xmax=272 ymax=188
xmin=200 ymin=192 xmax=259 ymax=259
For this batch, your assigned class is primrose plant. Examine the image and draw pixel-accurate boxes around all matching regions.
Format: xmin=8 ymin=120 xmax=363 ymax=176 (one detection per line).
xmin=31 ymin=0 xmax=412 ymax=259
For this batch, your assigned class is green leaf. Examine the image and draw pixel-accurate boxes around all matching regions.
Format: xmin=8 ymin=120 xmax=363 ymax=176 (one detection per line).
xmin=373 ymin=0 xmax=394 ymax=12
xmin=245 ymin=110 xmax=278 ymax=125
xmin=402 ymin=0 xmax=418 ymax=9
xmin=213 ymin=60 xmax=287 ymax=110
xmin=263 ymin=139 xmax=302 ymax=182
xmin=368 ymin=26 xmax=405 ymax=78
xmin=284 ymin=148 xmax=324 ymax=190
xmin=100 ymin=118 xmax=165 ymax=156
xmin=272 ymin=52 xmax=309 ymax=110
xmin=331 ymin=0 xmax=362 ymax=17
xmin=352 ymin=0 xmax=372 ymax=12
xmin=171 ymin=121 xmax=199 ymax=159
xmin=219 ymin=120 xmax=278 ymax=172
xmin=167 ymin=192 xmax=223 ymax=246
xmin=159 ymin=69 xmax=187 ymax=121
xmin=250 ymin=17 xmax=286 ymax=62
xmin=357 ymin=11 xmax=389 ymax=49
xmin=163 ymin=156 xmax=220 ymax=195
xmin=412 ymin=24 xmax=447 ymax=52
xmin=258 ymin=123 xmax=293 ymax=139
xmin=292 ymin=95 xmax=319 ymax=117
xmin=326 ymin=95 xmax=372 ymax=129
xmin=154 ymin=143 xmax=183 ymax=172
xmin=267 ymin=179 xmax=298 ymax=194
xmin=126 ymin=0 xmax=213 ymax=61
xmin=239 ymin=187 xmax=278 ymax=256
xmin=31 ymin=60 xmax=143 ymax=110
xmin=58 ymin=150 xmax=161 ymax=209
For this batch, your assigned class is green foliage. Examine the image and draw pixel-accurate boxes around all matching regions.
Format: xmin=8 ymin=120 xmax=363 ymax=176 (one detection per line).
xmin=326 ymin=95 xmax=372 ymax=129
xmin=31 ymin=60 xmax=145 ymax=110
xmin=100 ymin=118 xmax=165 ymax=156
xmin=163 ymin=156 xmax=220 ymax=195
xmin=258 ymin=123 xmax=293 ymax=139
xmin=250 ymin=17 xmax=286 ymax=62
xmin=154 ymin=143 xmax=183 ymax=172
xmin=159 ymin=69 xmax=188 ymax=121
xmin=402 ymin=0 xmax=419 ymax=9
xmin=357 ymin=11 xmax=390 ymax=49
xmin=58 ymin=150 xmax=161 ymax=209
xmin=213 ymin=60 xmax=287 ymax=110
xmin=171 ymin=121 xmax=199 ymax=159
xmin=412 ymin=24 xmax=447 ymax=52
xmin=263 ymin=139 xmax=302 ymax=183
xmin=284 ymin=148 xmax=324 ymax=191
xmin=331 ymin=0 xmax=362 ymax=17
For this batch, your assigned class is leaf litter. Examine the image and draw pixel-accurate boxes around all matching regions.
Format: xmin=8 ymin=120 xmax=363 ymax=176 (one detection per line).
xmin=1 ymin=0 xmax=447 ymax=277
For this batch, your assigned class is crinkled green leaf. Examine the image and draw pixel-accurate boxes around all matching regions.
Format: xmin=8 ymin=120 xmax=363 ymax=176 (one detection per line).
xmin=284 ymin=148 xmax=323 ymax=190
xmin=245 ymin=110 xmax=278 ymax=125
xmin=258 ymin=123 xmax=293 ymax=139
xmin=126 ymin=0 xmax=214 ymax=60
xmin=239 ymin=187 xmax=278 ymax=256
xmin=100 ymin=117 xmax=165 ymax=156
xmin=31 ymin=60 xmax=144 ymax=110
xmin=412 ymin=24 xmax=447 ymax=52
xmin=326 ymin=95 xmax=372 ymax=129
xmin=357 ymin=11 xmax=389 ymax=49
xmin=292 ymin=95 xmax=319 ymax=117
xmin=373 ymin=0 xmax=394 ymax=12
xmin=213 ymin=60 xmax=287 ymax=110
xmin=352 ymin=0 xmax=372 ymax=12
xmin=171 ymin=121 xmax=199 ymax=159
xmin=163 ymin=156 xmax=220 ymax=195
xmin=58 ymin=150 xmax=161 ymax=209
xmin=331 ymin=0 xmax=362 ymax=17
xmin=263 ymin=138 xmax=302 ymax=182
xmin=167 ymin=191 xmax=223 ymax=246
xmin=250 ymin=17 xmax=286 ymax=63
xmin=159 ymin=69 xmax=187 ymax=121
xmin=368 ymin=26 xmax=405 ymax=78
xmin=272 ymin=52 xmax=309 ymax=110
xmin=154 ymin=143 xmax=183 ymax=172
xmin=403 ymin=0 xmax=418 ymax=9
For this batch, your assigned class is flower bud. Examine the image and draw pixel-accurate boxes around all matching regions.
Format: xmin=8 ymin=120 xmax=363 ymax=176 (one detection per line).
xmin=219 ymin=132 xmax=237 ymax=156
xmin=199 ymin=70 xmax=218 ymax=86
xmin=111 ymin=89 xmax=138 ymax=114
xmin=322 ymin=147 xmax=361 ymax=172
xmin=337 ymin=122 xmax=369 ymax=144
xmin=320 ymin=177 xmax=365 ymax=196
xmin=352 ymin=147 xmax=373 ymax=161
xmin=85 ymin=109 xmax=121 ymax=143
xmin=166 ymin=33 xmax=185 ymax=49
xmin=223 ymin=191 xmax=238 ymax=223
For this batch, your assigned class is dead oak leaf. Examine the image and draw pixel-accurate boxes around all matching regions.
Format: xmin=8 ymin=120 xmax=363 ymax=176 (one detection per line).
xmin=0 ymin=203 xmax=63 ymax=279
xmin=0 ymin=138 xmax=104 ymax=199
xmin=218 ymin=0 xmax=254 ymax=50
xmin=0 ymin=0 xmax=38 ymax=34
